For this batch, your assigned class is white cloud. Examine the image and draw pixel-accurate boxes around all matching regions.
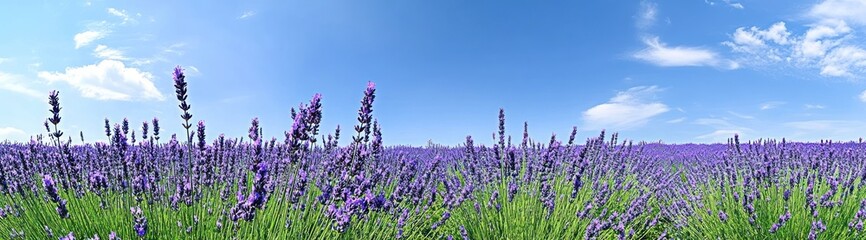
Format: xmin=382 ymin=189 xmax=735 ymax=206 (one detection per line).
xmin=37 ymin=60 xmax=164 ymax=101
xmin=725 ymin=22 xmax=791 ymax=52
xmin=694 ymin=118 xmax=751 ymax=142
xmin=238 ymin=11 xmax=256 ymax=19
xmin=732 ymin=28 xmax=766 ymax=47
xmin=107 ymin=8 xmax=134 ymax=23
xmin=186 ymin=66 xmax=201 ymax=76
xmin=636 ymin=1 xmax=657 ymax=29
xmin=805 ymin=104 xmax=826 ymax=109
xmin=694 ymin=118 xmax=743 ymax=129
xmin=163 ymin=43 xmax=186 ymax=55
xmin=582 ymin=86 xmax=669 ymax=130
xmin=760 ymin=101 xmax=785 ymax=110
xmin=819 ymin=45 xmax=866 ymax=77
xmin=796 ymin=20 xmax=851 ymax=60
xmin=131 ymin=58 xmax=156 ymax=66
xmin=0 ymin=58 xmax=10 ymax=65
xmin=73 ymin=30 xmax=107 ymax=49
xmin=0 ymin=127 xmax=26 ymax=141
xmin=666 ymin=117 xmax=686 ymax=123
xmin=635 ymin=36 xmax=739 ymax=69
xmin=723 ymin=22 xmax=795 ymax=66
xmin=784 ymin=120 xmax=866 ymax=141
xmin=705 ymin=0 xmax=745 ymax=9
xmin=859 ymin=90 xmax=866 ymax=102
xmin=93 ymin=45 xmax=128 ymax=60
xmin=808 ymin=0 xmax=866 ymax=26
xmin=696 ymin=129 xmax=744 ymax=142
xmin=725 ymin=1 xmax=866 ymax=78
xmin=0 ymin=72 xmax=43 ymax=98
xmin=722 ymin=0 xmax=744 ymax=9
xmin=727 ymin=111 xmax=754 ymax=119
xmin=131 ymin=43 xmax=187 ymax=66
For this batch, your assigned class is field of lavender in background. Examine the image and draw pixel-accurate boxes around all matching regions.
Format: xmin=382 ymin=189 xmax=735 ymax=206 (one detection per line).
xmin=1 ymin=66 xmax=865 ymax=240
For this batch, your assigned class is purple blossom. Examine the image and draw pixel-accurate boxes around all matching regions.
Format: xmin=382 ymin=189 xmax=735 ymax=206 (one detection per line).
xmin=58 ymin=232 xmax=74 ymax=240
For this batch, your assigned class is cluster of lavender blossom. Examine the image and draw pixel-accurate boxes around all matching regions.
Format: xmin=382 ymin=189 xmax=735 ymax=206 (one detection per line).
xmin=0 ymin=66 xmax=865 ymax=239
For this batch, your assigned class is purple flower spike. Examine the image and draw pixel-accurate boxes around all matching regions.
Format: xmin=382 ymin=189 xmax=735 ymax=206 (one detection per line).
xmin=131 ymin=206 xmax=147 ymax=237
xmin=173 ymin=65 xmax=193 ymax=129
xmin=42 ymin=175 xmax=68 ymax=219
xmin=59 ymin=232 xmax=74 ymax=240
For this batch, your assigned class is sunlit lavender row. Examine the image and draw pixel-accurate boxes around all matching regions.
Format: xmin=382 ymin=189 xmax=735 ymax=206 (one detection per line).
xmin=1 ymin=66 xmax=865 ymax=239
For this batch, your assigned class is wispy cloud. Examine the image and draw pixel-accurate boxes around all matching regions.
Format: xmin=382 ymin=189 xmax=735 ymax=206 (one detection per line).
xmin=186 ymin=66 xmax=201 ymax=76
xmin=93 ymin=45 xmax=128 ymax=60
xmin=696 ymin=129 xmax=743 ymax=142
xmin=636 ymin=1 xmax=657 ymax=30
xmin=634 ymin=36 xmax=739 ymax=69
xmin=583 ymin=86 xmax=669 ymax=130
xmin=163 ymin=43 xmax=186 ymax=55
xmin=666 ymin=117 xmax=686 ymax=123
xmin=74 ymin=30 xmax=108 ymax=49
xmin=37 ymin=60 xmax=164 ymax=101
xmin=727 ymin=111 xmax=754 ymax=119
xmin=0 ymin=127 xmax=26 ymax=141
xmin=705 ymin=0 xmax=744 ymax=9
xmin=107 ymin=8 xmax=135 ymax=24
xmin=722 ymin=0 xmax=744 ymax=9
xmin=0 ymin=58 xmax=10 ymax=65
xmin=0 ymin=72 xmax=43 ymax=98
xmin=808 ymin=0 xmax=866 ymax=26
xmin=694 ymin=118 xmax=751 ymax=142
xmin=760 ymin=101 xmax=785 ymax=110
xmin=784 ymin=120 xmax=866 ymax=141
xmin=132 ymin=42 xmax=187 ymax=66
xmin=805 ymin=104 xmax=826 ymax=109
xmin=238 ymin=10 xmax=257 ymax=19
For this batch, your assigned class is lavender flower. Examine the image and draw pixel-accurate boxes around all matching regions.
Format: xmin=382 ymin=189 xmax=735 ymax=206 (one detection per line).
xmin=59 ymin=232 xmax=74 ymax=240
xmin=121 ymin=118 xmax=129 ymax=137
xmin=498 ymin=108 xmax=505 ymax=149
xmin=196 ymin=120 xmax=206 ymax=151
xmin=152 ymin=118 xmax=160 ymax=141
xmin=42 ymin=175 xmax=68 ymax=219
xmin=131 ymin=206 xmax=147 ymax=237
xmin=48 ymin=90 xmax=61 ymax=126
xmin=141 ymin=121 xmax=149 ymax=140
xmin=104 ymin=119 xmax=111 ymax=138
xmin=173 ymin=66 xmax=193 ymax=130
xmin=47 ymin=90 xmax=63 ymax=139
xmin=353 ymin=82 xmax=376 ymax=143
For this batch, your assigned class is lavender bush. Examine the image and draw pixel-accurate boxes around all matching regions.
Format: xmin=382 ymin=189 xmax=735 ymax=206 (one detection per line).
xmin=0 ymin=66 xmax=864 ymax=239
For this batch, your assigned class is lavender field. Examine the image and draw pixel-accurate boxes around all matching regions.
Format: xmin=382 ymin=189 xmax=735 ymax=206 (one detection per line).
xmin=0 ymin=66 xmax=863 ymax=240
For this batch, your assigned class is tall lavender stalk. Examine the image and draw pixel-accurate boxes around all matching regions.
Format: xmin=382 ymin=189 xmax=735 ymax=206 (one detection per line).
xmin=353 ymin=82 xmax=376 ymax=144
xmin=47 ymin=90 xmax=63 ymax=147
xmin=173 ymin=66 xmax=193 ymax=133
xmin=173 ymin=66 xmax=195 ymax=191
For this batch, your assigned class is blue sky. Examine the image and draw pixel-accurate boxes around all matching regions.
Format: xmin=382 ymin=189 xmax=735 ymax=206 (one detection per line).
xmin=3 ymin=0 xmax=866 ymax=146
